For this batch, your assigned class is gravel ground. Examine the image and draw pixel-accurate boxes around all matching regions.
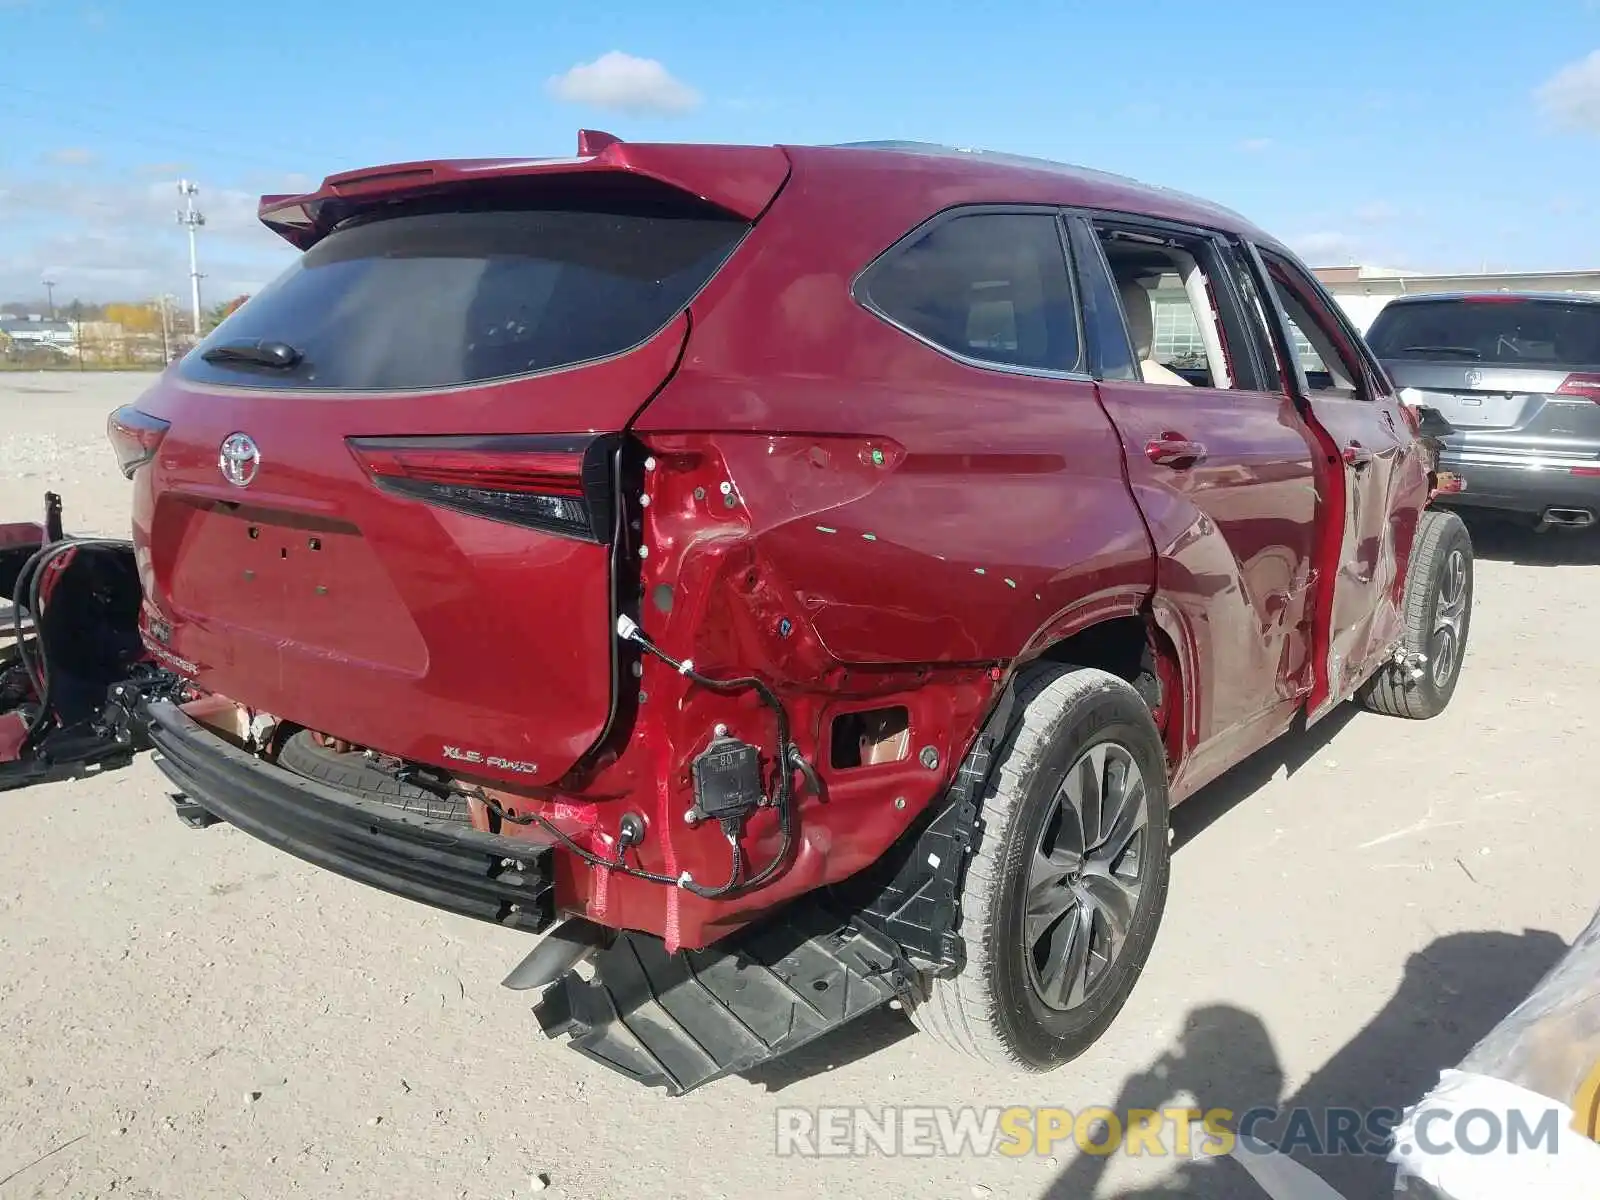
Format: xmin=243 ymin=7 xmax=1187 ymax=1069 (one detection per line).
xmin=3 ymin=372 xmax=1597 ymax=1199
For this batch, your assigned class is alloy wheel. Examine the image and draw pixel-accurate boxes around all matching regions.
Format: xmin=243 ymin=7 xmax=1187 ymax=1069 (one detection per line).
xmin=1430 ymin=547 xmax=1469 ymax=689
xmin=1024 ymin=741 xmax=1150 ymax=1012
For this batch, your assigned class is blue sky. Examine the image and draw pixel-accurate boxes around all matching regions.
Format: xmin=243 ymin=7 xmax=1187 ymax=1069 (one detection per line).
xmin=2 ymin=0 xmax=1598 ymax=304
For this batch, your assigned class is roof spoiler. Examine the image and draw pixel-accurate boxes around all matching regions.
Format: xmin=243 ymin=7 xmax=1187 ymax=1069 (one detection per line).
xmin=258 ymin=130 xmax=790 ymax=250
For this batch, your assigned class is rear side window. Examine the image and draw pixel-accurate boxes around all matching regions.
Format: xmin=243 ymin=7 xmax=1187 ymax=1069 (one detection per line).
xmin=858 ymin=212 xmax=1081 ymax=372
xmin=180 ymin=198 xmax=748 ymax=391
xmin=1366 ymin=298 xmax=1600 ymax=367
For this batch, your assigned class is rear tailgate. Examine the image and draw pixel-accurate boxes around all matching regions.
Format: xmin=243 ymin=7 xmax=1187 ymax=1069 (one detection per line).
xmin=1369 ymin=295 xmax=1600 ymax=459
xmin=130 ymin=151 xmax=785 ymax=785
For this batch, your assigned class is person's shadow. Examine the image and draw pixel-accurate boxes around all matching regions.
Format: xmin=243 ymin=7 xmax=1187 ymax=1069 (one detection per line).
xmin=1045 ymin=927 xmax=1570 ymax=1199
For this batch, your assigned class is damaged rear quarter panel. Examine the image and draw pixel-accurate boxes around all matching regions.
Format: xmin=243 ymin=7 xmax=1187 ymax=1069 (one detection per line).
xmin=594 ymin=152 xmax=1160 ymax=948
xmin=634 ymin=150 xmax=1155 ymax=671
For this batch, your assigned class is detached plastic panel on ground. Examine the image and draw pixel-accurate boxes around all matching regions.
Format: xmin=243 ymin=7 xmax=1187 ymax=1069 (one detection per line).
xmin=1392 ymin=901 xmax=1600 ymax=1197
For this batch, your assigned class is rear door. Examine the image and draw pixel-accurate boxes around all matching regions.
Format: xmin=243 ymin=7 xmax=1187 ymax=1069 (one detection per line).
xmin=1068 ymin=214 xmax=1323 ymax=788
xmin=131 ymin=176 xmax=766 ymax=786
xmin=1246 ymin=245 xmax=1425 ymax=718
xmin=1366 ymin=295 xmax=1600 ymax=462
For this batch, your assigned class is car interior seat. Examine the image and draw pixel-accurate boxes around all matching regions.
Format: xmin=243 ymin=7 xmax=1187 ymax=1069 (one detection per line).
xmin=1117 ymin=276 xmax=1192 ymax=387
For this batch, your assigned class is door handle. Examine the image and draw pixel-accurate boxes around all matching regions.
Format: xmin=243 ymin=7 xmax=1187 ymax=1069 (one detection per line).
xmin=1145 ymin=433 xmax=1208 ymax=469
xmin=1343 ymin=441 xmax=1374 ymax=468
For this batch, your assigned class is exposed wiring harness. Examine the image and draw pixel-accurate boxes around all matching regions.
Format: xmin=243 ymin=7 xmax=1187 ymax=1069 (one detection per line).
xmin=456 ymin=615 xmax=800 ymax=898
xmin=614 ymin=614 xmax=799 ymax=897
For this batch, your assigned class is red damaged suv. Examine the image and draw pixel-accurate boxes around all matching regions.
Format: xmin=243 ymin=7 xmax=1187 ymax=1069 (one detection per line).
xmin=7 ymin=133 xmax=1472 ymax=1094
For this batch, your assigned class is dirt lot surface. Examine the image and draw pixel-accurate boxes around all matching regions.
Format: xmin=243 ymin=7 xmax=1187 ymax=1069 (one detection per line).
xmin=3 ymin=372 xmax=1597 ymax=1199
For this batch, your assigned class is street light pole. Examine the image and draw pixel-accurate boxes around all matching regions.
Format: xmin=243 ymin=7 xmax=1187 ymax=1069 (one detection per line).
xmin=175 ymin=180 xmax=206 ymax=336
xmin=42 ymin=279 xmax=56 ymax=320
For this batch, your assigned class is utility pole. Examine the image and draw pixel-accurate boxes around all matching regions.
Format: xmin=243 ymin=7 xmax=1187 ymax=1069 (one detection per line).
xmin=42 ymin=279 xmax=56 ymax=320
xmin=175 ymin=180 xmax=206 ymax=336
xmin=69 ymin=300 xmax=84 ymax=371
xmin=156 ymin=295 xmax=172 ymax=364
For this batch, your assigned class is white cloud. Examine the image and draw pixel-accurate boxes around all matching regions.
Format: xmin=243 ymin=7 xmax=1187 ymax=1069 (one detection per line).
xmin=1237 ymin=137 xmax=1274 ymax=153
xmin=44 ymin=147 xmax=96 ymax=167
xmin=1536 ymin=49 xmax=1600 ymax=133
xmin=1290 ymin=230 xmax=1363 ymax=264
xmin=0 ymin=171 xmax=298 ymax=302
xmin=546 ymin=51 xmax=701 ymax=116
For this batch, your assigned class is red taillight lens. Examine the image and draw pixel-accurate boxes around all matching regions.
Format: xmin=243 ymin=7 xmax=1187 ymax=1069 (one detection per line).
xmin=347 ymin=435 xmax=608 ymax=541
xmin=1557 ymin=373 xmax=1600 ymax=402
xmin=106 ymin=405 xmax=171 ymax=478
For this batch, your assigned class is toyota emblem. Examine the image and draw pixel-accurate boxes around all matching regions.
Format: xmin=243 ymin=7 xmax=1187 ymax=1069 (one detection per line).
xmin=219 ymin=432 xmax=261 ymax=487
xmin=1463 ymin=369 xmax=1483 ymax=389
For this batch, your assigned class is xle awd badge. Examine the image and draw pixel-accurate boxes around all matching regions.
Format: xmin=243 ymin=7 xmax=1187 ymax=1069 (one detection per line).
xmin=219 ymin=432 xmax=260 ymax=487
xmin=442 ymin=745 xmax=538 ymax=775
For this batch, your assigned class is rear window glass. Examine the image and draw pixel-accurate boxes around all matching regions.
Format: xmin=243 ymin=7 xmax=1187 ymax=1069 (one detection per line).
xmin=180 ymin=199 xmax=748 ymax=391
xmin=1366 ymin=298 xmax=1600 ymax=366
xmin=859 ymin=212 xmax=1081 ymax=372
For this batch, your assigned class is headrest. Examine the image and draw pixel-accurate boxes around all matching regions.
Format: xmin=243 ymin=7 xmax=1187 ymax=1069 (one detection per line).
xmin=1118 ymin=276 xmax=1155 ymax=358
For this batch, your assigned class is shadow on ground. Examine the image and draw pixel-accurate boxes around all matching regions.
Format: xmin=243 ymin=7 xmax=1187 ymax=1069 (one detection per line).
xmin=1043 ymin=927 xmax=1570 ymax=1199
xmin=741 ymin=701 xmax=1373 ymax=1090
xmin=1171 ymin=702 xmax=1362 ymax=852
xmin=736 ymin=700 xmax=1376 ymax=1094
xmin=1458 ymin=512 xmax=1600 ymax=566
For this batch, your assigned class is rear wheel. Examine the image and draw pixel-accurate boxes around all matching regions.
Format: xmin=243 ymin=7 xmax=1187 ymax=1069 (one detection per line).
xmin=909 ymin=665 xmax=1171 ymax=1070
xmin=1359 ymin=508 xmax=1473 ymax=720
xmin=276 ymin=731 xmax=469 ymax=822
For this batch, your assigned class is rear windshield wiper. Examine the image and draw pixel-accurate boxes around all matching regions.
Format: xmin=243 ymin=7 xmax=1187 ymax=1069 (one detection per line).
xmin=201 ymin=338 xmax=304 ymax=370
xmin=1395 ymin=344 xmax=1483 ymax=360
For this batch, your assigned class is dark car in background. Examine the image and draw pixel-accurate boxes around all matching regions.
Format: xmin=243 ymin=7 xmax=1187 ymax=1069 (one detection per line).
xmin=1368 ymin=292 xmax=1600 ymax=529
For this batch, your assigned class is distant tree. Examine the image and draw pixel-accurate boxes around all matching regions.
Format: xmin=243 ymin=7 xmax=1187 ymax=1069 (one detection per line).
xmin=204 ymin=294 xmax=250 ymax=330
xmin=104 ymin=302 xmax=161 ymax=334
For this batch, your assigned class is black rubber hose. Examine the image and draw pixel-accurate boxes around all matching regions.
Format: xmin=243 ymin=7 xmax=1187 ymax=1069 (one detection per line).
xmin=19 ymin=537 xmax=135 ymax=752
xmin=10 ymin=543 xmax=54 ymax=694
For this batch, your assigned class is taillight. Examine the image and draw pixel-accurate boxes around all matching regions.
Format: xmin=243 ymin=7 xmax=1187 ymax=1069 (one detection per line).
xmin=347 ymin=435 xmax=614 ymax=541
xmin=1557 ymin=373 xmax=1600 ymax=402
xmin=106 ymin=405 xmax=171 ymax=478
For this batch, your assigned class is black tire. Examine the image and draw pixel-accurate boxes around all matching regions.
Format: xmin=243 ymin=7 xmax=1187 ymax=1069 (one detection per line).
xmin=276 ymin=731 xmax=470 ymax=822
xmin=1358 ymin=508 xmax=1473 ymax=720
xmin=909 ymin=664 xmax=1171 ymax=1070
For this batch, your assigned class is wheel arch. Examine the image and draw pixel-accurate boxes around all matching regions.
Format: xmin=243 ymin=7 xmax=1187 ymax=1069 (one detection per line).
xmin=1011 ymin=605 xmax=1190 ymax=775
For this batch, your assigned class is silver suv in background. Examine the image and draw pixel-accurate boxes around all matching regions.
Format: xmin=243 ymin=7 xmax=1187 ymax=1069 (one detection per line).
xmin=1367 ymin=292 xmax=1600 ymax=529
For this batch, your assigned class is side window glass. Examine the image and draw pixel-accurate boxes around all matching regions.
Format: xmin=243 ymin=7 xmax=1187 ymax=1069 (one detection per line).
xmin=1064 ymin=217 xmax=1137 ymax=382
xmin=1259 ymin=252 xmax=1364 ymax=395
xmin=859 ymin=212 xmax=1081 ymax=373
xmin=1220 ymin=241 xmax=1289 ymax=391
xmin=1095 ymin=227 xmax=1239 ymax=390
xmin=1287 ymin=316 xmax=1334 ymax=378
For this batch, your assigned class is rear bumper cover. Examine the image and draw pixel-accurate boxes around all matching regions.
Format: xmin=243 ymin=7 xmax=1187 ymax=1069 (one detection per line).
xmin=143 ymin=700 xmax=555 ymax=933
xmin=1437 ymin=450 xmax=1600 ymax=515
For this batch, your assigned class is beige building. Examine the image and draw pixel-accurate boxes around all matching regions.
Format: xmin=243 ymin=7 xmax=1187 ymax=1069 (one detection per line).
xmin=1312 ymin=266 xmax=1600 ymax=334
